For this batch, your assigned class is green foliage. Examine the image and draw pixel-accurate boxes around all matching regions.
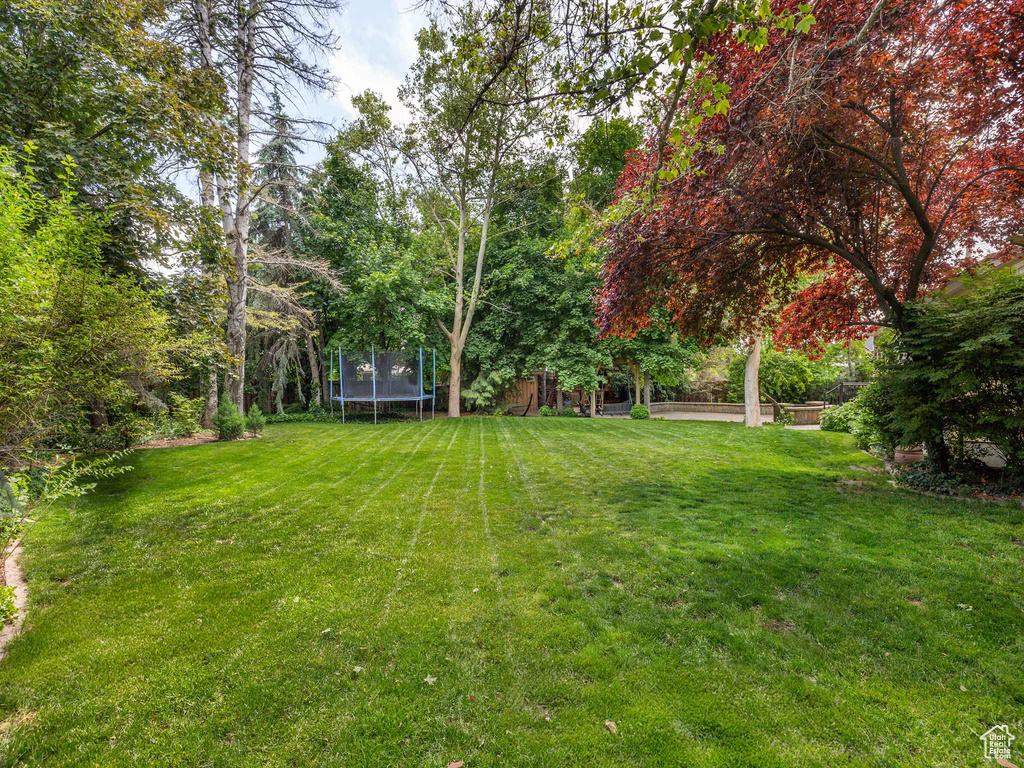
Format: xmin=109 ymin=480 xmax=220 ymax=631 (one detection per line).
xmin=629 ymin=404 xmax=650 ymax=420
xmin=849 ymin=379 xmax=898 ymax=456
xmin=114 ymin=414 xmax=155 ymax=448
xmin=462 ymin=372 xmax=506 ymax=412
xmin=0 ymin=0 xmax=226 ymax=270
xmin=570 ymin=118 xmax=643 ymax=209
xmin=168 ymin=394 xmax=204 ymax=437
xmin=771 ymin=408 xmax=796 ymax=427
xmin=538 ymin=405 xmax=555 ymax=417
xmin=245 ymin=405 xmax=266 ymax=434
xmin=0 ymin=584 xmax=15 ymax=625
xmin=817 ymin=388 xmax=891 ymax=455
xmin=560 ymin=407 xmax=578 ymax=418
xmin=870 ymin=272 xmax=1024 ymax=477
xmin=894 ymin=463 xmax=980 ymax=497
xmin=0 ymin=147 xmax=173 ymax=469
xmin=266 ymin=411 xmax=341 ymax=424
xmin=727 ymin=345 xmax=834 ymax=404
xmin=214 ymin=397 xmax=245 ymax=441
xmin=820 ymin=401 xmax=857 ymax=434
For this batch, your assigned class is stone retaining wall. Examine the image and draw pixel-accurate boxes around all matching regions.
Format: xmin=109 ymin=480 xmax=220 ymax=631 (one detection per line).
xmin=785 ymin=405 xmax=823 ymax=425
xmin=650 ymin=401 xmax=774 ymax=417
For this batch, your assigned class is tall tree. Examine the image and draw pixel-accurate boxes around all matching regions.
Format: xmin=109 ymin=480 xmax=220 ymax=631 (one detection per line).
xmin=599 ymin=0 xmax=1024 ymax=348
xmin=0 ymin=0 xmax=224 ymax=272
xmin=351 ymin=6 xmax=551 ymax=416
xmin=178 ymin=0 xmax=343 ymax=407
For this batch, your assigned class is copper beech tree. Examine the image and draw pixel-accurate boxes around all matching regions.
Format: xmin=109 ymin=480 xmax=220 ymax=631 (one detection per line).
xmin=599 ymin=0 xmax=1024 ymax=361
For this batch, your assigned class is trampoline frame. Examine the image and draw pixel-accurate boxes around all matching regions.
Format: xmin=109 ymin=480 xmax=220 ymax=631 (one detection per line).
xmin=329 ymin=345 xmax=436 ymax=424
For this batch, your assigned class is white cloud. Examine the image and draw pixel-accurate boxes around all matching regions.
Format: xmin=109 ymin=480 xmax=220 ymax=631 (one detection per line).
xmin=326 ymin=0 xmax=427 ymax=124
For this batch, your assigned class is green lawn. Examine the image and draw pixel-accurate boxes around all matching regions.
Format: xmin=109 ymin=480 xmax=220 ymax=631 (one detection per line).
xmin=1 ymin=419 xmax=1023 ymax=766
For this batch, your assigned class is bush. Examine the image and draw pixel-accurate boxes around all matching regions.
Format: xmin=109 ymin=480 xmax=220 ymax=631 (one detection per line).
xmin=114 ymin=413 xmax=154 ymax=448
xmin=872 ymin=270 xmax=1024 ymax=477
xmin=0 ymin=584 xmax=16 ymax=625
xmin=168 ymin=394 xmax=204 ymax=437
xmin=152 ymin=412 xmax=183 ymax=440
xmin=283 ymin=402 xmax=306 ymax=415
xmin=214 ymin=397 xmax=245 ymax=441
xmin=819 ymin=400 xmax=857 ymax=433
xmin=727 ymin=346 xmax=817 ymax=404
xmin=560 ymin=407 xmax=577 ymax=417
xmin=538 ymin=405 xmax=554 ymax=417
xmin=462 ymin=371 xmax=506 ymax=412
xmin=245 ymin=404 xmax=266 ymax=434
xmin=629 ymin=404 xmax=650 ymax=420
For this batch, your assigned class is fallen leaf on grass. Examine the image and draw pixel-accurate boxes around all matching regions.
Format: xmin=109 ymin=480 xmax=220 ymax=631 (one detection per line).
xmin=604 ymin=720 xmax=618 ymax=734
xmin=447 ymin=762 xmax=465 ymax=768
xmin=424 ymin=675 xmax=437 ymax=686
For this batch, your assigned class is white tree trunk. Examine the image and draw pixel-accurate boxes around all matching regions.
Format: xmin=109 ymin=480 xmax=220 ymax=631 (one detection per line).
xmin=305 ymin=330 xmax=321 ymax=406
xmin=744 ymin=337 xmax=762 ymax=428
xmin=447 ymin=346 xmax=462 ymax=417
xmin=221 ymin=6 xmax=256 ymax=409
xmin=198 ymin=168 xmax=219 ymax=429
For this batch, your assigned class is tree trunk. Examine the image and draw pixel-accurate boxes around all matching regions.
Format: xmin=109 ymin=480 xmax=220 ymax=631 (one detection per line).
xmin=88 ymin=399 xmax=108 ymax=431
xmin=633 ymin=363 xmax=641 ymax=404
xmin=201 ymin=367 xmax=218 ymax=428
xmin=316 ymin=315 xmax=329 ymax=399
xmin=643 ymin=372 xmax=651 ymax=409
xmin=305 ymin=329 xmax=321 ymax=406
xmin=448 ymin=345 xmax=462 ymax=417
xmin=221 ymin=7 xmax=255 ymax=409
xmin=744 ymin=337 xmax=762 ymax=428
xmin=224 ymin=273 xmax=247 ymax=407
xmin=556 ymin=389 xmax=563 ymax=411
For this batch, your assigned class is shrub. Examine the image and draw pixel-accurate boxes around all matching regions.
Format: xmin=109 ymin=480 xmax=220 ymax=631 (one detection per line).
xmin=245 ymin=404 xmax=266 ymax=434
xmin=538 ymin=405 xmax=554 ymax=417
xmin=168 ymin=394 xmax=204 ymax=437
xmin=629 ymin=404 xmax=650 ymax=420
xmin=819 ymin=400 xmax=857 ymax=433
xmin=462 ymin=371 xmax=505 ymax=412
xmin=152 ymin=412 xmax=183 ymax=440
xmin=727 ymin=346 xmax=816 ymax=404
xmin=870 ymin=270 xmax=1024 ymax=476
xmin=266 ymin=410 xmax=342 ymax=424
xmin=214 ymin=397 xmax=245 ymax=441
xmin=0 ymin=584 xmax=16 ymax=625
xmin=560 ymin=407 xmax=577 ymax=417
xmin=114 ymin=413 xmax=154 ymax=448
xmin=849 ymin=379 xmax=898 ymax=455
xmin=283 ymin=402 xmax=306 ymax=415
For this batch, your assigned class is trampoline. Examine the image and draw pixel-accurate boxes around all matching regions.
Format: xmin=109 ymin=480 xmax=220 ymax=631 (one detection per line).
xmin=329 ymin=346 xmax=436 ymax=423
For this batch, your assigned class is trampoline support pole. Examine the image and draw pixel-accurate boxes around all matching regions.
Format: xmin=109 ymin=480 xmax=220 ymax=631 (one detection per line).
xmin=432 ymin=347 xmax=436 ymax=420
xmin=371 ymin=344 xmax=377 ymax=425
xmin=329 ymin=350 xmax=334 ymax=416
xmin=419 ymin=346 xmax=424 ymax=422
xmin=340 ymin=348 xmax=345 ymax=425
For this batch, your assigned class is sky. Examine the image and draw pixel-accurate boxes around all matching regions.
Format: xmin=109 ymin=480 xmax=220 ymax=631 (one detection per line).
xmin=294 ymin=0 xmax=427 ymax=165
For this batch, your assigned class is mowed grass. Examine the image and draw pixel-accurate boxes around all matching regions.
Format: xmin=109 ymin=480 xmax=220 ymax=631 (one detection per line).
xmin=1 ymin=419 xmax=1023 ymax=767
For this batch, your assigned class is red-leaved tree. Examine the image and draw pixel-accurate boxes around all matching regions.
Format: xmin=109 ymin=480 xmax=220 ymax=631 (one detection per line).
xmin=600 ymin=0 xmax=1024 ymax=352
